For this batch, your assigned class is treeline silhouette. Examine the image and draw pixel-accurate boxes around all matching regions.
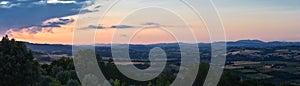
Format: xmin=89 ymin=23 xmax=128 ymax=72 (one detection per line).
xmin=0 ymin=36 xmax=295 ymax=86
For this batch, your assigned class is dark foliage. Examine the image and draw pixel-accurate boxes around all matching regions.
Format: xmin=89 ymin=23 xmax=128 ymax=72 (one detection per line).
xmin=0 ymin=36 xmax=297 ymax=86
xmin=0 ymin=35 xmax=40 ymax=86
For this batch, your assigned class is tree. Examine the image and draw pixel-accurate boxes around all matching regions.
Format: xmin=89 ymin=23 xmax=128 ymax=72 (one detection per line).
xmin=108 ymin=58 xmax=113 ymax=64
xmin=49 ymin=79 xmax=62 ymax=86
xmin=38 ymin=75 xmax=54 ymax=86
xmin=56 ymin=71 xmax=71 ymax=84
xmin=156 ymin=75 xmax=170 ymax=86
xmin=0 ymin=35 xmax=40 ymax=86
xmin=51 ymin=57 xmax=74 ymax=70
xmin=217 ymin=72 xmax=241 ymax=86
xmin=40 ymin=57 xmax=81 ymax=86
xmin=193 ymin=63 xmax=209 ymax=86
xmin=51 ymin=66 xmax=65 ymax=77
xmin=66 ymin=79 xmax=80 ymax=86
xmin=113 ymin=79 xmax=121 ymax=86
xmin=147 ymin=81 xmax=153 ymax=86
xmin=241 ymin=79 xmax=275 ymax=86
xmin=279 ymin=83 xmax=296 ymax=86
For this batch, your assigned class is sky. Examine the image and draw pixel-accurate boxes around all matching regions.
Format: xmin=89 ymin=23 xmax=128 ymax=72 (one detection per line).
xmin=0 ymin=0 xmax=300 ymax=44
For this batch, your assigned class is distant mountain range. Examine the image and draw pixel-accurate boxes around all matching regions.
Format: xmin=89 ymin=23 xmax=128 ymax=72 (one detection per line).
xmin=224 ymin=40 xmax=300 ymax=47
xmin=23 ymin=40 xmax=300 ymax=55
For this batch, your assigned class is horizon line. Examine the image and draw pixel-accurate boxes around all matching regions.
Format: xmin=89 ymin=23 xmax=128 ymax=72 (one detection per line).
xmin=19 ymin=39 xmax=300 ymax=46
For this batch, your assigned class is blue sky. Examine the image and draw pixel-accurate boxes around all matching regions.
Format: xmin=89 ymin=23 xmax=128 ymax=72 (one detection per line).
xmin=0 ymin=0 xmax=87 ymax=34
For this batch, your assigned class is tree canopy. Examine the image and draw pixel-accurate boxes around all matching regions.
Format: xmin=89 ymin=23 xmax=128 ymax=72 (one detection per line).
xmin=0 ymin=35 xmax=40 ymax=86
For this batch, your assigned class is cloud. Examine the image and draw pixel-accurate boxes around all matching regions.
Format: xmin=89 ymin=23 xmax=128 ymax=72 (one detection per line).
xmin=47 ymin=0 xmax=77 ymax=4
xmin=32 ymin=0 xmax=90 ymax=5
xmin=140 ymin=22 xmax=175 ymax=28
xmin=72 ymin=9 xmax=99 ymax=14
xmin=17 ymin=0 xmax=28 ymax=1
xmin=0 ymin=0 xmax=85 ymax=30
xmin=0 ymin=1 xmax=9 ymax=5
xmin=82 ymin=22 xmax=165 ymax=30
xmin=108 ymin=22 xmax=165 ymax=29
xmin=3 ymin=0 xmax=206 ymax=44
xmin=82 ymin=25 xmax=135 ymax=30
xmin=6 ymin=25 xmax=74 ymax=44
xmin=32 ymin=0 xmax=78 ymax=5
xmin=110 ymin=25 xmax=136 ymax=29
xmin=141 ymin=22 xmax=160 ymax=26
xmin=79 ymin=25 xmax=105 ymax=30
xmin=88 ymin=25 xmax=105 ymax=29
xmin=0 ymin=0 xmax=95 ymax=28
xmin=7 ymin=16 xmax=74 ymax=35
xmin=0 ymin=1 xmax=21 ymax=8
xmin=8 ymin=26 xmax=48 ymax=34
xmin=41 ymin=18 xmax=74 ymax=27
xmin=31 ymin=0 xmax=47 ymax=5
xmin=5 ymin=15 xmax=76 ymax=44
xmin=94 ymin=5 xmax=101 ymax=8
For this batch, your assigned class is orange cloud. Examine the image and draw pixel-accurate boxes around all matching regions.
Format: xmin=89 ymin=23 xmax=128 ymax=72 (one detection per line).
xmin=6 ymin=16 xmax=76 ymax=44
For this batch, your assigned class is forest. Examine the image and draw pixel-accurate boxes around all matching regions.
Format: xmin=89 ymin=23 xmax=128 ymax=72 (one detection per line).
xmin=0 ymin=36 xmax=295 ymax=86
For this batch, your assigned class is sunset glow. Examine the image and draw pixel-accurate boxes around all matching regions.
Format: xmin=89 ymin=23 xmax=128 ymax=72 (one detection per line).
xmin=1 ymin=0 xmax=300 ymax=44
